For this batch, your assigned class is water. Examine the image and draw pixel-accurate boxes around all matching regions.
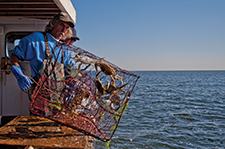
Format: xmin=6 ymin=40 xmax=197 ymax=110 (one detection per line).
xmin=96 ymin=71 xmax=225 ymax=149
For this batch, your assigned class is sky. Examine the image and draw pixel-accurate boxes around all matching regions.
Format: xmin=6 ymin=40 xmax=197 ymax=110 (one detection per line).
xmin=71 ymin=0 xmax=225 ymax=71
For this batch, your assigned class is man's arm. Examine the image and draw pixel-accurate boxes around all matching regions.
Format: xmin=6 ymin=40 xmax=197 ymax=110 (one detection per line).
xmin=10 ymin=54 xmax=20 ymax=66
xmin=10 ymin=54 xmax=32 ymax=91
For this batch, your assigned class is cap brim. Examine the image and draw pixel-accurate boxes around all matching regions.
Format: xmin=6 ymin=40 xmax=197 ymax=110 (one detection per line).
xmin=71 ymin=37 xmax=80 ymax=40
xmin=54 ymin=12 xmax=75 ymax=28
xmin=61 ymin=19 xmax=74 ymax=28
xmin=68 ymin=22 xmax=74 ymax=28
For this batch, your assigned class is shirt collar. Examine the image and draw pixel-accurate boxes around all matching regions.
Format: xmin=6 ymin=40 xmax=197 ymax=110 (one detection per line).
xmin=47 ymin=33 xmax=59 ymax=42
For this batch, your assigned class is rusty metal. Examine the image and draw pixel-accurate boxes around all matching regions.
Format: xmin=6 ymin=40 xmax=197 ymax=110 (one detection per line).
xmin=1 ymin=57 xmax=7 ymax=69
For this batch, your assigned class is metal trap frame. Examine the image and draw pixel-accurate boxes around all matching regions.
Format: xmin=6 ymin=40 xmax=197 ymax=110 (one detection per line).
xmin=30 ymin=44 xmax=140 ymax=142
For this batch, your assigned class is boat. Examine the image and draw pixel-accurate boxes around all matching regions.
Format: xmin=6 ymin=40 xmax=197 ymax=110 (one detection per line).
xmin=0 ymin=1 xmax=95 ymax=148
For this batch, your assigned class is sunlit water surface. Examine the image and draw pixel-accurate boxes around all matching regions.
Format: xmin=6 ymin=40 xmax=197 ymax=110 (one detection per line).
xmin=96 ymin=71 xmax=225 ymax=149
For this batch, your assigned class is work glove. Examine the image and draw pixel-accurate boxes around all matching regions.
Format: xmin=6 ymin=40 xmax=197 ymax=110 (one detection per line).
xmin=11 ymin=65 xmax=32 ymax=91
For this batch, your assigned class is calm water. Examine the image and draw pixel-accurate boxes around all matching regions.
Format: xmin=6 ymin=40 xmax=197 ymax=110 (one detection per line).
xmin=96 ymin=71 xmax=225 ymax=149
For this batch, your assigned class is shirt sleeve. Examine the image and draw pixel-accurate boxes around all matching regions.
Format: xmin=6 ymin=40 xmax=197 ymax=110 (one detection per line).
xmin=11 ymin=32 xmax=45 ymax=61
xmin=11 ymin=34 xmax=33 ymax=60
xmin=11 ymin=32 xmax=46 ymax=77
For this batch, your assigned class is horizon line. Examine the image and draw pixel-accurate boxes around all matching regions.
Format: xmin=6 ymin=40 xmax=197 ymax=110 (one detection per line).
xmin=128 ymin=69 xmax=225 ymax=72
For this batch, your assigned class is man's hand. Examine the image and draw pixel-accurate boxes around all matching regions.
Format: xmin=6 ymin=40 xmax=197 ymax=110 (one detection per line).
xmin=11 ymin=65 xmax=32 ymax=91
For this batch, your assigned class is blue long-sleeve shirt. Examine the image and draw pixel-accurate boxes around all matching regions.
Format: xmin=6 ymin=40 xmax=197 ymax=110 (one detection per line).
xmin=12 ymin=32 xmax=73 ymax=77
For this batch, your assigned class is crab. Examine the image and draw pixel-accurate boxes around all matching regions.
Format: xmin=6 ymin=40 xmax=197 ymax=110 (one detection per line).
xmin=104 ymin=80 xmax=128 ymax=96
xmin=94 ymin=75 xmax=128 ymax=114
xmin=66 ymin=87 xmax=88 ymax=116
xmin=95 ymin=59 xmax=123 ymax=85
xmin=70 ymin=48 xmax=96 ymax=71
xmin=95 ymin=59 xmax=114 ymax=76
xmin=71 ymin=49 xmax=123 ymax=84
xmin=94 ymin=74 xmax=128 ymax=97
xmin=94 ymin=76 xmax=105 ymax=96
xmin=97 ymin=94 xmax=121 ymax=114
xmin=66 ymin=68 xmax=82 ymax=78
xmin=65 ymin=64 xmax=82 ymax=78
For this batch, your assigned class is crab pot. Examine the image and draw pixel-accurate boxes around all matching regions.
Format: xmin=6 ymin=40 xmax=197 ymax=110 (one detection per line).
xmin=30 ymin=45 xmax=140 ymax=142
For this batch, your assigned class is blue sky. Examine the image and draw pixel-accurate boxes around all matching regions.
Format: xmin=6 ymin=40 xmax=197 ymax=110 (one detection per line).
xmin=71 ymin=0 xmax=225 ymax=71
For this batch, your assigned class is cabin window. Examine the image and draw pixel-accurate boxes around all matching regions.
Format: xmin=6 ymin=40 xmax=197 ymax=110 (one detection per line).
xmin=5 ymin=32 xmax=32 ymax=58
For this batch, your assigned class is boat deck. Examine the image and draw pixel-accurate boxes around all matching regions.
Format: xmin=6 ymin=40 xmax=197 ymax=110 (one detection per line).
xmin=0 ymin=116 xmax=95 ymax=149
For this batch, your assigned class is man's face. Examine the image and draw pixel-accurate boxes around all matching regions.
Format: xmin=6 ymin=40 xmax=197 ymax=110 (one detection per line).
xmin=68 ymin=39 xmax=75 ymax=47
xmin=64 ymin=38 xmax=71 ymax=45
xmin=51 ymin=20 xmax=70 ymax=40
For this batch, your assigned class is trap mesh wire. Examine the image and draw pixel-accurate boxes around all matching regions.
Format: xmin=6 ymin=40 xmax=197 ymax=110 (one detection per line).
xmin=30 ymin=44 xmax=140 ymax=142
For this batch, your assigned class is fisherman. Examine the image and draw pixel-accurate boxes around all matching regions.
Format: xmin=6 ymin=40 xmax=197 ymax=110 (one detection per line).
xmin=68 ymin=27 xmax=80 ymax=47
xmin=62 ymin=27 xmax=80 ymax=47
xmin=10 ymin=12 xmax=76 ymax=92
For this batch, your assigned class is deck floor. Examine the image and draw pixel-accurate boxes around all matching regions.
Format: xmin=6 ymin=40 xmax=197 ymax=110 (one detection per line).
xmin=0 ymin=116 xmax=95 ymax=149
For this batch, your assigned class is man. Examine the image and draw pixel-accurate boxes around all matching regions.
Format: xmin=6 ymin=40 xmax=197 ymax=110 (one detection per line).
xmin=10 ymin=12 xmax=75 ymax=91
xmin=63 ymin=27 xmax=80 ymax=47
xmin=68 ymin=27 xmax=80 ymax=47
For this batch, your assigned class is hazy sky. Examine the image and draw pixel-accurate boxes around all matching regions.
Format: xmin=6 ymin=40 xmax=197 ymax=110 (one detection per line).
xmin=71 ymin=0 xmax=225 ymax=71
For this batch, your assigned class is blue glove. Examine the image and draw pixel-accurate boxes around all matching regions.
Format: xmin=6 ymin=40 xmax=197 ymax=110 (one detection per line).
xmin=11 ymin=65 xmax=32 ymax=91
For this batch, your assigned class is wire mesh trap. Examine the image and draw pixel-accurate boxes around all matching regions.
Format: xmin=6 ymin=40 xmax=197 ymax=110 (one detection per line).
xmin=30 ymin=44 xmax=140 ymax=142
